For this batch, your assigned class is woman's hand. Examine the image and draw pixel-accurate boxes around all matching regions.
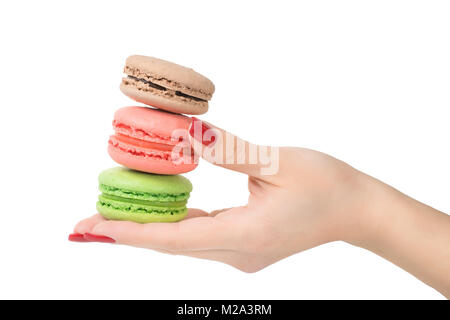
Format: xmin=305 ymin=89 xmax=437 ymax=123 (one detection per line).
xmin=72 ymin=119 xmax=374 ymax=270
xmin=71 ymin=119 xmax=450 ymax=298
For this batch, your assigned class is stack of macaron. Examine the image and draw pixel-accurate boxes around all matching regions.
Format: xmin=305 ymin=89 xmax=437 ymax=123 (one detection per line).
xmin=97 ymin=55 xmax=215 ymax=223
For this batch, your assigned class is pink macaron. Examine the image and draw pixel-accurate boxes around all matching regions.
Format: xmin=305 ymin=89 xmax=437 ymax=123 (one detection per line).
xmin=108 ymin=106 xmax=197 ymax=174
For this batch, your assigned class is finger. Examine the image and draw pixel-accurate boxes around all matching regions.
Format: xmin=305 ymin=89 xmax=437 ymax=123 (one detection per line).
xmin=184 ymin=208 xmax=209 ymax=220
xmin=73 ymin=214 xmax=107 ymax=234
xmin=90 ymin=215 xmax=242 ymax=251
xmin=189 ymin=118 xmax=279 ymax=179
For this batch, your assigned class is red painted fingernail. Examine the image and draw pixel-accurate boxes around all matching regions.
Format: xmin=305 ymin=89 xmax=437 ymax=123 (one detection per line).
xmin=83 ymin=233 xmax=115 ymax=243
xmin=189 ymin=117 xmax=216 ymax=147
xmin=68 ymin=233 xmax=89 ymax=242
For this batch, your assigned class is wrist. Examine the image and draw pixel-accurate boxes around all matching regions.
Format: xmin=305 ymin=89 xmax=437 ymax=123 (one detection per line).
xmin=339 ymin=171 xmax=397 ymax=248
xmin=341 ymin=171 xmax=450 ymax=297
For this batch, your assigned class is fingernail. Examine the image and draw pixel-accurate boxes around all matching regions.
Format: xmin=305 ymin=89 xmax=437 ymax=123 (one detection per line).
xmin=83 ymin=233 xmax=116 ymax=243
xmin=189 ymin=117 xmax=216 ymax=147
xmin=68 ymin=233 xmax=89 ymax=242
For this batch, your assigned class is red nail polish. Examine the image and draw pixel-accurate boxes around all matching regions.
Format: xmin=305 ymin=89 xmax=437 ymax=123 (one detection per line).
xmin=83 ymin=233 xmax=115 ymax=243
xmin=189 ymin=117 xmax=216 ymax=147
xmin=68 ymin=233 xmax=89 ymax=242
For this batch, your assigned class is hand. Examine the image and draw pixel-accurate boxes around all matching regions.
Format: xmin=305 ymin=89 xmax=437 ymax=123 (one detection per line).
xmin=72 ymin=119 xmax=373 ymax=272
xmin=72 ymin=119 xmax=450 ymax=298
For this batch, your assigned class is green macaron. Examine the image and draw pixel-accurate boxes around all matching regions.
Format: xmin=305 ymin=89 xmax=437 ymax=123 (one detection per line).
xmin=96 ymin=167 xmax=192 ymax=223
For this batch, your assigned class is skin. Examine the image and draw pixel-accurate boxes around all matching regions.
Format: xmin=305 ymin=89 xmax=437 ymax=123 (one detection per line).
xmin=73 ymin=122 xmax=450 ymax=298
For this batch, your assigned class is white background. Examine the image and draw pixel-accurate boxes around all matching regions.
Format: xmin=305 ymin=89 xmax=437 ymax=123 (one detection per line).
xmin=0 ymin=1 xmax=448 ymax=299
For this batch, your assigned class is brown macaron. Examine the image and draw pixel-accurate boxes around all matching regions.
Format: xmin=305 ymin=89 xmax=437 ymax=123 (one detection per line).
xmin=120 ymin=55 xmax=215 ymax=115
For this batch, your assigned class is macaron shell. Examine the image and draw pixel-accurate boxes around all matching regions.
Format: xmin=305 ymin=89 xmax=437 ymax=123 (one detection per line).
xmin=120 ymin=83 xmax=208 ymax=115
xmin=99 ymin=167 xmax=193 ymax=194
xmin=125 ymin=55 xmax=215 ymax=99
xmin=108 ymin=144 xmax=197 ymax=175
xmin=97 ymin=202 xmax=188 ymax=223
xmin=113 ymin=106 xmax=192 ymax=140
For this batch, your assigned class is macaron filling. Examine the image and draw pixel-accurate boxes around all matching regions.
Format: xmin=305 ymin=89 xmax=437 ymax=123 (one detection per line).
xmin=174 ymin=90 xmax=206 ymax=102
xmin=100 ymin=193 xmax=187 ymax=207
xmin=123 ymin=76 xmax=207 ymax=103
xmin=127 ymin=75 xmax=167 ymax=91
xmin=113 ymin=134 xmax=175 ymax=151
xmin=99 ymin=184 xmax=189 ymax=202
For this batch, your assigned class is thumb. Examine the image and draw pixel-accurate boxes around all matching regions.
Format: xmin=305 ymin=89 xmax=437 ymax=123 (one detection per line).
xmin=188 ymin=117 xmax=280 ymax=178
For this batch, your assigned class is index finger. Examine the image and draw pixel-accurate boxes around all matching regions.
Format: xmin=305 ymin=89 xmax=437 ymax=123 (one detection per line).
xmin=189 ymin=119 xmax=280 ymax=179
